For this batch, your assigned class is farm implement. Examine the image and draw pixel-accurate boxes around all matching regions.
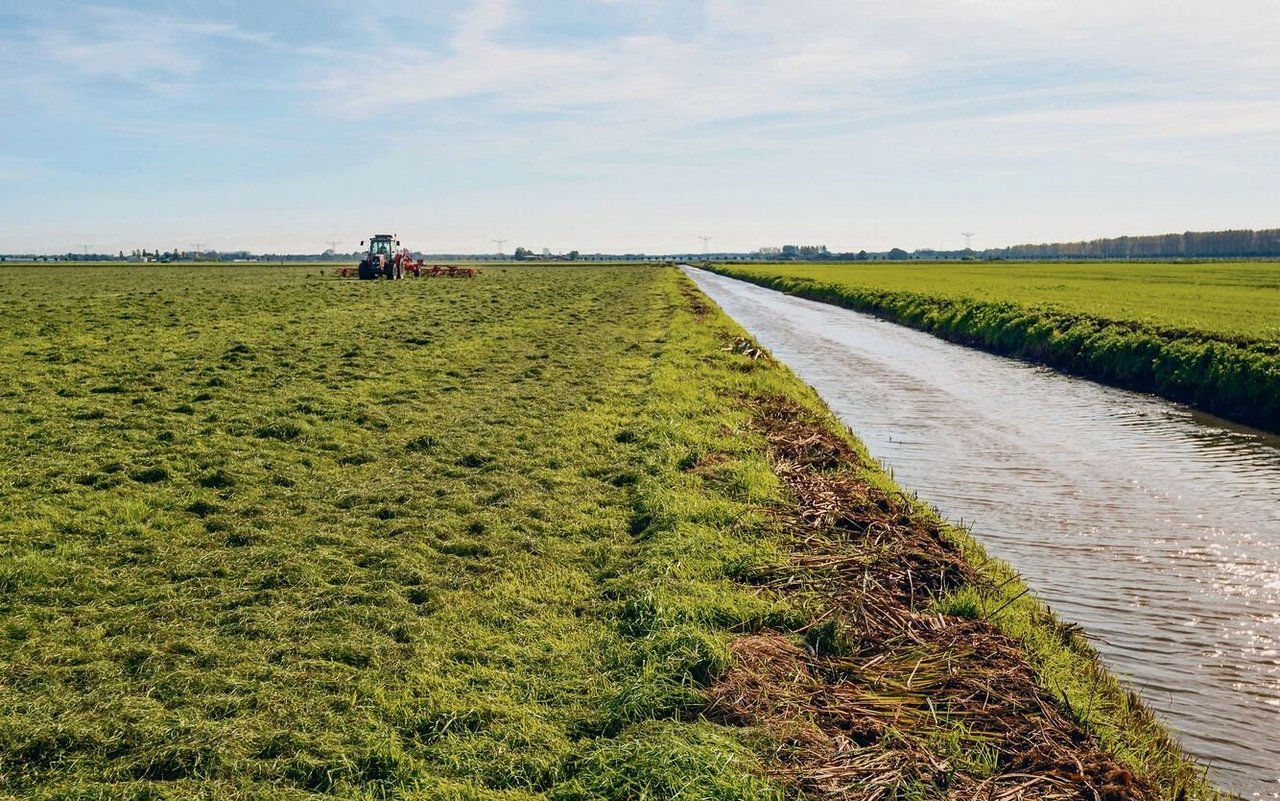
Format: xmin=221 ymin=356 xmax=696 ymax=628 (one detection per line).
xmin=334 ymin=234 xmax=480 ymax=280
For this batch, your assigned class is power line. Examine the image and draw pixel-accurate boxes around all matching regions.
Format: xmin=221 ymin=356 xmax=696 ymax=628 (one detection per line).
xmin=698 ymin=235 xmax=713 ymax=256
xmin=962 ymin=232 xmax=975 ymax=250
xmin=326 ymin=240 xmax=342 ymax=253
xmin=492 ymin=238 xmax=507 ymax=255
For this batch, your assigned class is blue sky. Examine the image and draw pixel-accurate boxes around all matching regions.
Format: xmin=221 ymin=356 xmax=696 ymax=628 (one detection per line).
xmin=1 ymin=0 xmax=1278 ymax=254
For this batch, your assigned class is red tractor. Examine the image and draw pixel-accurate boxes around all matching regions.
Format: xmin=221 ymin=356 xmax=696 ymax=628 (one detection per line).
xmin=342 ymin=234 xmax=481 ymax=280
xmin=358 ymin=234 xmax=410 ymax=280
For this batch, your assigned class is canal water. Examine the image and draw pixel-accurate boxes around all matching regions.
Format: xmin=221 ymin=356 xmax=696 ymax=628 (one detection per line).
xmin=684 ymin=267 xmax=1280 ymax=799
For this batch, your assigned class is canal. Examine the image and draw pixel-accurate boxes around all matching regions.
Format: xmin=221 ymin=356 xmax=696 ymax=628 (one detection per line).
xmin=685 ymin=267 xmax=1280 ymax=799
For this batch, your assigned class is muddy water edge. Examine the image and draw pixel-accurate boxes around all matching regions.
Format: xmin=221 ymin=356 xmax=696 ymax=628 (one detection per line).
xmin=684 ymin=267 xmax=1280 ymax=800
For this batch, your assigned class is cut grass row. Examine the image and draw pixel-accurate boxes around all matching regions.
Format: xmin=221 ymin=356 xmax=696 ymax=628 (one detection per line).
xmin=2 ymin=264 xmax=722 ymax=797
xmin=700 ymin=261 xmax=1280 ymax=432
xmin=0 ymin=264 xmax=1217 ymax=798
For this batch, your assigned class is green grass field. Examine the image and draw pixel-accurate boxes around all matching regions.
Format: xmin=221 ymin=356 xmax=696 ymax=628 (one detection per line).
xmin=706 ymin=261 xmax=1280 ymax=431
xmin=0 ymin=264 xmax=1216 ymax=799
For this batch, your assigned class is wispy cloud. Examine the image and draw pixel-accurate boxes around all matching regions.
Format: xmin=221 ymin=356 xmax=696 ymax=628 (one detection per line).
xmin=307 ymin=0 xmax=1280 ymax=147
xmin=1 ymin=5 xmax=279 ymax=102
xmin=1 ymin=0 xmax=1277 ymax=253
xmin=310 ymin=1 xmax=910 ymax=123
xmin=0 ymin=156 xmax=50 ymax=184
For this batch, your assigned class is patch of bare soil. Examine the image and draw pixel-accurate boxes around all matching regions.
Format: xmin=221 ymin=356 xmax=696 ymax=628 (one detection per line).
xmin=709 ymin=396 xmax=1156 ymax=801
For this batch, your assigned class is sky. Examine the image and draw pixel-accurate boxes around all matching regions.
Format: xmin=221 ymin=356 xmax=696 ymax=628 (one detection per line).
xmin=1 ymin=0 xmax=1278 ymax=255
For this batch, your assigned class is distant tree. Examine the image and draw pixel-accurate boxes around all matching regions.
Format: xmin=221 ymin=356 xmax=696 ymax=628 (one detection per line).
xmin=855 ymin=250 xmax=869 ymax=261
xmin=991 ymin=227 xmax=1280 ymax=260
xmin=513 ymin=247 xmax=531 ymax=261
xmin=887 ymin=248 xmax=909 ymax=260
xmin=567 ymin=250 xmax=580 ymax=261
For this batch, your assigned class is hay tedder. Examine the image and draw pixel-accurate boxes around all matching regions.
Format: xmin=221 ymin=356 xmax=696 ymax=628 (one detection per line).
xmin=334 ymin=234 xmax=480 ymax=280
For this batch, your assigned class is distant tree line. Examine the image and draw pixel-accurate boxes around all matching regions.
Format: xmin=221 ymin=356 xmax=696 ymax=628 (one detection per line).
xmin=6 ymin=227 xmax=1277 ymax=264
xmin=987 ymin=228 xmax=1280 ymax=260
xmin=0 ymin=250 xmax=665 ymax=264
xmin=512 ymin=247 xmax=583 ymax=261
xmin=745 ymin=228 xmax=1280 ymax=262
xmin=0 ymin=250 xmax=261 ymax=263
xmin=855 ymin=228 xmax=1280 ymax=261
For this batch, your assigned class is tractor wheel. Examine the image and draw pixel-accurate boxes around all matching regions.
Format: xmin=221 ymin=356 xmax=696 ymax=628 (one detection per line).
xmin=357 ymin=260 xmax=375 ymax=280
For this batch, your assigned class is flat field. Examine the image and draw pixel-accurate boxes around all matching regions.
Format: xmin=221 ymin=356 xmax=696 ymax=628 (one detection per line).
xmin=0 ymin=264 xmax=1215 ymax=799
xmin=721 ymin=261 xmax=1280 ymax=343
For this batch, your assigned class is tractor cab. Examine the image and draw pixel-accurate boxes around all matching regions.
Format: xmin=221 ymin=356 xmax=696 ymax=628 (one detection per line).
xmin=368 ymin=235 xmax=397 ymax=257
xmin=357 ymin=234 xmax=403 ymax=280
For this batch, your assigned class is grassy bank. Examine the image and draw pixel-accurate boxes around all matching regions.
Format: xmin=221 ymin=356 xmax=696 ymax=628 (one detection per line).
xmin=0 ymin=264 xmax=1216 ymax=798
xmin=700 ymin=262 xmax=1280 ymax=432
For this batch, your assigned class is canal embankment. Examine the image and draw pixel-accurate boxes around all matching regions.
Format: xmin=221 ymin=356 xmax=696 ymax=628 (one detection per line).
xmin=699 ymin=263 xmax=1280 ymax=433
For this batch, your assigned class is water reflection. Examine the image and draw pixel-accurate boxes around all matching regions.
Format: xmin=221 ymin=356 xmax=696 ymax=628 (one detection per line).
xmin=686 ymin=268 xmax=1280 ymax=799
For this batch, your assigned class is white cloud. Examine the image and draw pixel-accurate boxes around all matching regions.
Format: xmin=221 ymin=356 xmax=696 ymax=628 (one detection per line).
xmin=311 ymin=1 xmax=914 ymax=120
xmin=3 ymin=0 xmax=1278 ymax=253
xmin=2 ymin=6 xmax=277 ymax=99
xmin=309 ymin=0 xmax=1280 ymax=137
xmin=294 ymin=0 xmax=1280 ymax=251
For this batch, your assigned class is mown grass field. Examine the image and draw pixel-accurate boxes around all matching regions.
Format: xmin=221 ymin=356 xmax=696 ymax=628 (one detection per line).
xmin=0 ymin=264 xmax=1217 ymax=799
xmin=705 ymin=261 xmax=1280 ymax=431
